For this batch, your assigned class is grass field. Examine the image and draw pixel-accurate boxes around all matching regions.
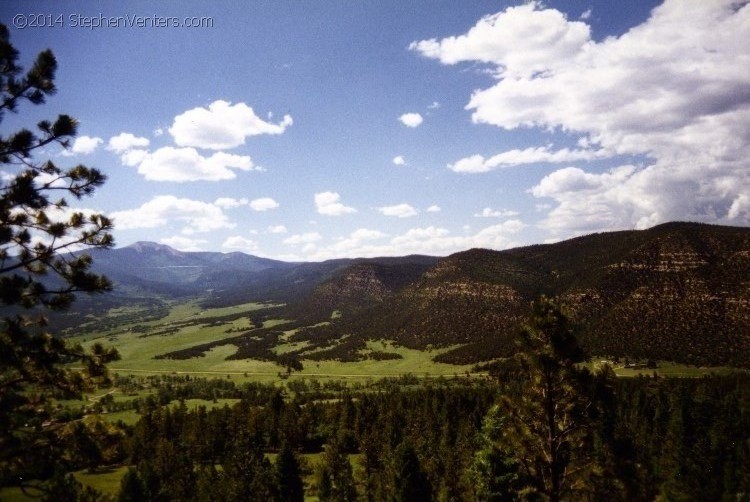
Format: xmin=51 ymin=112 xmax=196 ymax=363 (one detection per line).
xmin=69 ymin=300 xmax=478 ymax=384
xmin=588 ymin=359 xmax=740 ymax=378
xmin=70 ymin=299 xmax=742 ymax=386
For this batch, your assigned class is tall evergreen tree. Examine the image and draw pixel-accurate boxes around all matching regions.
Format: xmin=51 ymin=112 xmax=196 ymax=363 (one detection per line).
xmin=0 ymin=23 xmax=117 ymax=492
xmin=318 ymin=435 xmax=357 ymax=502
xmin=117 ymin=468 xmax=147 ymax=502
xmin=224 ymin=427 xmax=276 ymax=500
xmin=471 ymin=405 xmax=521 ymax=501
xmin=391 ymin=440 xmax=432 ymax=502
xmin=276 ymin=441 xmax=304 ymax=502
xmin=496 ymin=297 xmax=619 ymax=501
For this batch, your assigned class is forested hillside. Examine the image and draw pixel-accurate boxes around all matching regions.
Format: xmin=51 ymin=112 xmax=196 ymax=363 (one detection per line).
xmin=34 ymin=222 xmax=750 ymax=368
xmin=312 ymin=222 xmax=750 ymax=367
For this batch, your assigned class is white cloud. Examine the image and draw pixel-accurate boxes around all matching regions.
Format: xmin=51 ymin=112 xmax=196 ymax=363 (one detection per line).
xmin=377 ymin=203 xmax=419 ymax=218
xmin=449 ymin=146 xmax=606 ymax=173
xmin=160 ymin=236 xmax=207 ymax=252
xmin=328 ymin=228 xmax=388 ymax=254
xmin=250 ymin=197 xmax=279 ymax=211
xmin=111 ymin=195 xmax=235 ymax=234
xmin=120 ymin=149 xmax=149 ymax=167
xmin=410 ymin=1 xmax=590 ymax=79
xmin=169 ymin=100 xmax=293 ymax=150
xmin=222 ymin=236 xmax=259 ymax=253
xmin=393 ymin=155 xmax=406 ymax=166
xmin=474 ymin=207 xmax=520 ymax=218
xmin=428 ymin=101 xmax=441 ymax=109
xmin=267 ymin=225 xmax=288 ymax=234
xmin=283 ymin=232 xmax=322 ymax=245
xmin=398 ymin=112 xmax=424 ymax=128
xmin=580 ymin=9 xmax=592 ymax=20
xmin=315 ymin=191 xmax=357 ymax=216
xmin=214 ymin=197 xmax=249 ymax=208
xmin=64 ymin=135 xmax=102 ymax=155
xmin=414 ymin=0 xmax=750 ymax=235
xmin=530 ymin=165 xmax=647 ymax=234
xmin=108 ymin=132 xmax=150 ymax=153
xmin=129 ymin=146 xmax=257 ymax=182
xmin=299 ymin=221 xmax=526 ymax=260
xmin=391 ymin=226 xmax=450 ymax=246
xmin=427 ymin=205 xmax=441 ymax=212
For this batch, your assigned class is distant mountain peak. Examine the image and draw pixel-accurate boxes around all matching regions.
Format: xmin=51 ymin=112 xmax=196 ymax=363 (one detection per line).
xmin=125 ymin=241 xmax=183 ymax=255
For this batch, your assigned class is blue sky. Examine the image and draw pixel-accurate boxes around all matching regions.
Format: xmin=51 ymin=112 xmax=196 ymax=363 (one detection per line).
xmin=2 ymin=0 xmax=748 ymax=260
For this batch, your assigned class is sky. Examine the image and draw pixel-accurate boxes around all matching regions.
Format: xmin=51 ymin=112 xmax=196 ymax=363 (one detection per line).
xmin=1 ymin=0 xmax=749 ymax=261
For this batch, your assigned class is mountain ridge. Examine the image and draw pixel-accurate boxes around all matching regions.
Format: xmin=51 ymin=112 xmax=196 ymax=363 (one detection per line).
xmin=42 ymin=221 xmax=750 ymax=368
xmin=315 ymin=221 xmax=750 ymax=367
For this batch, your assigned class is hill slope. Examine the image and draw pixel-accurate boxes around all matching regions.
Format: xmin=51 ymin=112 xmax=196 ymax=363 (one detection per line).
xmin=42 ymin=222 xmax=750 ymax=368
xmin=324 ymin=222 xmax=750 ymax=367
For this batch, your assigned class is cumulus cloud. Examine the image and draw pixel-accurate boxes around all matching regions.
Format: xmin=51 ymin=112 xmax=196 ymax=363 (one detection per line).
xmin=298 ymin=221 xmax=526 ymax=260
xmin=160 ymin=236 xmax=207 ymax=252
xmin=169 ymin=100 xmax=293 ymax=150
xmin=127 ymin=147 xmax=257 ymax=182
xmin=64 ymin=135 xmax=102 ymax=155
xmin=108 ymin=132 xmax=150 ymax=153
xmin=267 ymin=225 xmax=288 ymax=234
xmin=427 ymin=205 xmax=441 ymax=212
xmin=410 ymin=1 xmax=590 ymax=78
xmin=377 ymin=203 xmax=419 ymax=218
xmin=474 ymin=207 xmax=520 ymax=218
xmin=222 ymin=236 xmax=259 ymax=253
xmin=529 ymin=165 xmax=651 ymax=234
xmin=120 ymin=149 xmax=149 ymax=167
xmin=214 ymin=197 xmax=249 ymax=208
xmin=111 ymin=195 xmax=235 ymax=234
xmin=314 ymin=192 xmax=357 ymax=216
xmin=398 ymin=113 xmax=424 ymax=128
xmin=413 ymin=0 xmax=750 ymax=235
xmin=250 ymin=197 xmax=279 ymax=211
xmin=449 ymin=147 xmax=606 ymax=173
xmin=328 ymin=228 xmax=388 ymax=254
xmin=393 ymin=155 xmax=406 ymax=166
xmin=283 ymin=232 xmax=322 ymax=245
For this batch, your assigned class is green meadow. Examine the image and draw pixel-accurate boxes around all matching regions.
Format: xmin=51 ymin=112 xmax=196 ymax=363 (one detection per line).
xmin=71 ymin=300 xmax=477 ymax=383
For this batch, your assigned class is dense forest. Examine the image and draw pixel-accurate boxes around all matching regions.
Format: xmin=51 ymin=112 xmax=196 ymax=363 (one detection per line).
xmin=5 ymin=300 xmax=750 ymax=500
xmin=10 ymin=368 xmax=750 ymax=500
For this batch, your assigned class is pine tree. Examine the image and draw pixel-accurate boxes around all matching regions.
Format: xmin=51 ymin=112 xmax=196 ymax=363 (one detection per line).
xmin=224 ymin=427 xmax=277 ymax=500
xmin=496 ymin=297 xmax=619 ymax=501
xmin=117 ymin=468 xmax=147 ymax=502
xmin=0 ymin=23 xmax=118 ymax=492
xmin=318 ymin=435 xmax=357 ymax=502
xmin=276 ymin=441 xmax=305 ymax=502
xmin=471 ymin=405 xmax=521 ymax=501
xmin=391 ymin=440 xmax=432 ymax=502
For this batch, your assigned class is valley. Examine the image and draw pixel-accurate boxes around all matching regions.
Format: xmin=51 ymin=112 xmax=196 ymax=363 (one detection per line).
xmin=72 ymin=296 xmax=735 ymax=384
xmin=4 ymin=222 xmax=750 ymax=501
xmin=54 ymin=221 xmax=750 ymax=381
xmin=71 ymin=298 xmax=476 ymax=383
